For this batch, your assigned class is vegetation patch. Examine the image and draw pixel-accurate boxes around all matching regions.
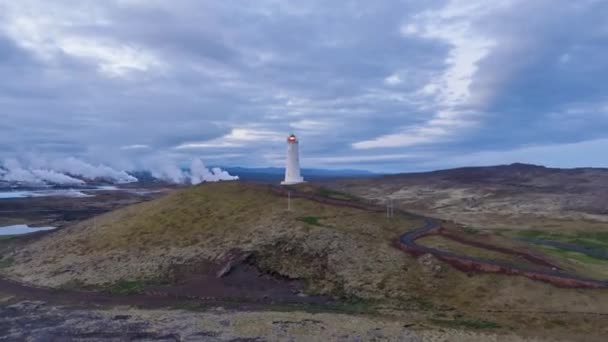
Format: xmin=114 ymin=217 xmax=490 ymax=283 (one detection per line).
xmin=296 ymin=216 xmax=323 ymax=226
xmin=430 ymin=318 xmax=501 ymax=330
xmin=462 ymin=226 xmax=480 ymax=235
xmin=0 ymin=257 xmax=14 ymax=269
xmin=330 ymin=298 xmax=381 ymax=315
xmin=405 ymin=296 xmax=435 ymax=311
xmin=104 ymin=279 xmax=169 ymax=295
xmin=519 ymin=230 xmax=608 ymax=250
xmin=532 ymin=245 xmax=608 ymax=279
xmin=105 ymin=280 xmax=147 ymax=295
xmin=537 ymin=246 xmax=607 ymax=264
xmin=315 ymin=188 xmax=361 ymax=202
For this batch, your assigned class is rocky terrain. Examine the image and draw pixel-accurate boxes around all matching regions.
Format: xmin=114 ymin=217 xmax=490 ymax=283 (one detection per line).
xmin=330 ymin=163 xmax=608 ymax=230
xmin=0 ymin=188 xmax=168 ymax=227
xmin=1 ymin=180 xmax=607 ymax=340
xmin=1 ymin=300 xmax=567 ymax=342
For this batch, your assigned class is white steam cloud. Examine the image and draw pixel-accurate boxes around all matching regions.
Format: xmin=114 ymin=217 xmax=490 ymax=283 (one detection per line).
xmin=30 ymin=169 xmax=86 ymax=186
xmin=190 ymin=159 xmax=238 ymax=184
xmin=0 ymin=159 xmax=85 ymax=186
xmin=0 ymin=157 xmax=134 ymax=186
xmin=1 ymin=156 xmax=238 ymax=186
xmin=150 ymin=158 xmax=238 ymax=184
xmin=45 ymin=157 xmax=138 ymax=184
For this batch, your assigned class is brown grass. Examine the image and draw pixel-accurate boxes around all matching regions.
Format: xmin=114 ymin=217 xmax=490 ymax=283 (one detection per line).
xmin=3 ymin=181 xmax=608 ymax=338
xmin=3 ymin=182 xmax=426 ymax=302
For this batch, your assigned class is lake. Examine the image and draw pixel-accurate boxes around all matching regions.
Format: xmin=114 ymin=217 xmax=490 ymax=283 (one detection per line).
xmin=0 ymin=224 xmax=57 ymax=236
xmin=0 ymin=186 xmax=119 ymax=199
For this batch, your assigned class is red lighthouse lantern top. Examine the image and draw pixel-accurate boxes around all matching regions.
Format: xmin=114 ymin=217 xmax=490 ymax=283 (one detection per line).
xmin=287 ymin=134 xmax=297 ymax=142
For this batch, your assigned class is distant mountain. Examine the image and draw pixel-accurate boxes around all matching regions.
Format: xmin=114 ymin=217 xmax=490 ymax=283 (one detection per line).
xmin=377 ymin=163 xmax=608 ymax=187
xmin=330 ymin=163 xmax=608 ymax=228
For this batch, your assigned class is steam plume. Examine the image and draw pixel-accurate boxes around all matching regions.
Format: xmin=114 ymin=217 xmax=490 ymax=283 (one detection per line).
xmin=1 ymin=156 xmax=238 ymax=186
xmin=0 ymin=159 xmax=85 ymax=185
xmin=149 ymin=158 xmax=238 ymax=184
xmin=47 ymin=157 xmax=137 ymax=184
xmin=189 ymin=159 xmax=238 ymax=184
xmin=0 ymin=157 xmax=134 ymax=186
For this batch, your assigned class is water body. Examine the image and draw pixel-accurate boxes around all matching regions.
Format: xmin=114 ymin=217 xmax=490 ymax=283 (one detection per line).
xmin=0 ymin=186 xmax=120 ymax=199
xmin=0 ymin=225 xmax=56 ymax=236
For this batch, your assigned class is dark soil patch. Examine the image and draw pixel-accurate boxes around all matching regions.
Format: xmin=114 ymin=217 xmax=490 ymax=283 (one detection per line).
xmin=149 ymin=256 xmax=332 ymax=305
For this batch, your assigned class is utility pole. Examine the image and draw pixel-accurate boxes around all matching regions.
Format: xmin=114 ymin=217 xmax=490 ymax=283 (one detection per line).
xmin=386 ymin=198 xmax=394 ymax=219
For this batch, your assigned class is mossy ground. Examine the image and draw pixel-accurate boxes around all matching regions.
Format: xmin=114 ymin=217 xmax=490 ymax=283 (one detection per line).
xmin=296 ymin=216 xmax=323 ymax=226
xmin=3 ymin=181 xmax=608 ymax=338
xmin=3 ymin=182 xmax=425 ymax=302
xmin=518 ymin=229 xmax=608 ymax=250
xmin=535 ymin=245 xmax=608 ymax=279
xmin=0 ymin=257 xmax=14 ymax=269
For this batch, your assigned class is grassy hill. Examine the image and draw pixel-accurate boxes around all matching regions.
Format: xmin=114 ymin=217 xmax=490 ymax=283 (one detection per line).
xmin=2 ymin=182 xmax=428 ymax=300
xmin=2 ymin=181 xmax=608 ymax=337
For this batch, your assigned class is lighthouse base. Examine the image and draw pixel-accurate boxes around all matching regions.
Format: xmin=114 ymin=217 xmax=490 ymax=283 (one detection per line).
xmin=281 ymin=177 xmax=304 ymax=185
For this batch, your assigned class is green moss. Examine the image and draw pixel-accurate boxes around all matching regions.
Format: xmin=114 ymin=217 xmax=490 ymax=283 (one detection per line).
xmin=462 ymin=226 xmax=479 ymax=234
xmin=297 ymin=216 xmax=322 ymax=226
xmin=538 ymin=246 xmax=606 ymax=264
xmin=315 ymin=188 xmax=360 ymax=201
xmin=105 ymin=280 xmax=146 ymax=295
xmin=519 ymin=229 xmax=608 ymax=251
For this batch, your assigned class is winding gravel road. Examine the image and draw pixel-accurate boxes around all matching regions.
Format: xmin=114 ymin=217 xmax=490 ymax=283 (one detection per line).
xmin=271 ymin=185 xmax=608 ymax=288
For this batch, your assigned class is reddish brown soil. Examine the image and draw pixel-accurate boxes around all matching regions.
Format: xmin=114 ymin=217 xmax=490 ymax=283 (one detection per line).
xmin=0 ymin=258 xmax=332 ymax=309
xmin=146 ymin=255 xmax=331 ymax=305
xmin=398 ymin=224 xmax=608 ymax=289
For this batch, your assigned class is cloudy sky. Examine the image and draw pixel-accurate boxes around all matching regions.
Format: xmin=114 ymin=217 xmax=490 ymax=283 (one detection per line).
xmin=1 ymin=0 xmax=607 ymax=173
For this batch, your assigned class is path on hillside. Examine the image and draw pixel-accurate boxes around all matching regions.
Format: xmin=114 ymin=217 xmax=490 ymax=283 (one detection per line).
xmin=271 ymin=185 xmax=608 ymax=289
xmin=0 ymin=184 xmax=605 ymax=312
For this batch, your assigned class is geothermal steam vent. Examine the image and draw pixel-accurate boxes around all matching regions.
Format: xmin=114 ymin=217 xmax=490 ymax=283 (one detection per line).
xmin=281 ymin=134 xmax=304 ymax=185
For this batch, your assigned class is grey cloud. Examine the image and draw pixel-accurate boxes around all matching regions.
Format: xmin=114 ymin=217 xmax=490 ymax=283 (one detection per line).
xmin=0 ymin=0 xmax=606 ymax=172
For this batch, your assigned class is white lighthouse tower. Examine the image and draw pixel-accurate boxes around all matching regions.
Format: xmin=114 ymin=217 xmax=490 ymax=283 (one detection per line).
xmin=281 ymin=134 xmax=304 ymax=185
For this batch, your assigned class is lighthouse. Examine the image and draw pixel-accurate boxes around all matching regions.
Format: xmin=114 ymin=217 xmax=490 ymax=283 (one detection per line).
xmin=281 ymin=134 xmax=304 ymax=185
